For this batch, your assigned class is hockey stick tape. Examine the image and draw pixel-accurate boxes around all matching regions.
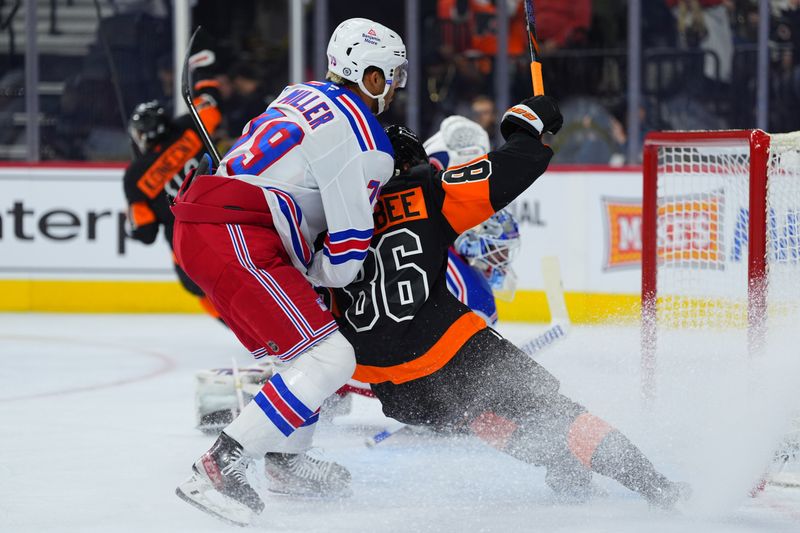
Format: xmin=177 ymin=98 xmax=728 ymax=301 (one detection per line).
xmin=189 ymin=50 xmax=216 ymax=70
xmin=502 ymin=104 xmax=545 ymax=135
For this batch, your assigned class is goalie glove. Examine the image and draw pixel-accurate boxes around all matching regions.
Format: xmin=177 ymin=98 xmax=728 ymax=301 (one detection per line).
xmin=500 ymin=95 xmax=562 ymax=140
xmin=425 ymin=116 xmax=490 ymax=169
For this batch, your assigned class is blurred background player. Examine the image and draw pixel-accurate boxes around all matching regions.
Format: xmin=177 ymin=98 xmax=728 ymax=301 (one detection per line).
xmin=333 ymin=103 xmax=690 ymax=508
xmin=123 ymin=74 xmax=223 ymax=319
xmin=171 ymin=18 xmax=405 ymax=526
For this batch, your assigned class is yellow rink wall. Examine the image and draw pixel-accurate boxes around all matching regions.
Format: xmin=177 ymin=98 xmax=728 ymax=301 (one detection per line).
xmin=0 ymin=279 xmax=203 ymax=313
xmin=0 ymin=279 xmax=641 ymax=325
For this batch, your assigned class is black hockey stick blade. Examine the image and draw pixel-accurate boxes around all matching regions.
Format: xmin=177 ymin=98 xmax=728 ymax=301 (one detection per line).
xmin=182 ymin=27 xmax=221 ymax=166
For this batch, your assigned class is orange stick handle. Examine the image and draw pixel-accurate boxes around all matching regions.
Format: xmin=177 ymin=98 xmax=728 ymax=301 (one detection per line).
xmin=531 ymin=61 xmax=544 ymax=96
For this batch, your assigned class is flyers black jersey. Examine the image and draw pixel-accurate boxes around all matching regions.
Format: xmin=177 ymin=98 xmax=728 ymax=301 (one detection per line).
xmin=123 ymin=81 xmax=222 ymax=246
xmin=331 ymin=130 xmax=553 ymax=385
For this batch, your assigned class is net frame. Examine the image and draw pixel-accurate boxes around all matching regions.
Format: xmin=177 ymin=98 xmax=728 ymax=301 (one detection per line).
xmin=641 ymin=129 xmax=771 ymax=401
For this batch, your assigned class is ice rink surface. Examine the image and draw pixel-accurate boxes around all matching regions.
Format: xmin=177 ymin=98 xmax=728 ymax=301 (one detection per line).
xmin=2 ymin=313 xmax=800 ymax=533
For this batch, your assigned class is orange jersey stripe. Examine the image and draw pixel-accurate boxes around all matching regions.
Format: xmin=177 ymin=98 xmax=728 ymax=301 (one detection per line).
xmin=136 ymin=130 xmax=202 ymax=199
xmin=352 ymin=312 xmax=486 ymax=384
xmin=440 ymin=155 xmax=495 ymax=234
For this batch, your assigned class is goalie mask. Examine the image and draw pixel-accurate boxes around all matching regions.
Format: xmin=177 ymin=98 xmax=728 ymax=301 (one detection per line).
xmin=129 ymin=101 xmax=170 ymax=153
xmin=454 ymin=209 xmax=521 ymax=300
xmin=385 ymin=124 xmax=429 ymax=176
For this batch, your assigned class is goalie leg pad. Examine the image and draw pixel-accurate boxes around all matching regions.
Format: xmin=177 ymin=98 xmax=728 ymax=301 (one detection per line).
xmin=194 ymin=366 xmax=273 ymax=432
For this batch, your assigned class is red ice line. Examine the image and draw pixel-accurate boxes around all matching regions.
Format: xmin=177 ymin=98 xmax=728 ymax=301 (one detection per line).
xmin=0 ymin=335 xmax=176 ymax=403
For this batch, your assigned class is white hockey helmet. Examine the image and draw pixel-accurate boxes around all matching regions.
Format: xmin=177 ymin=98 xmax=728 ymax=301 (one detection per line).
xmin=326 ymin=18 xmax=407 ymax=115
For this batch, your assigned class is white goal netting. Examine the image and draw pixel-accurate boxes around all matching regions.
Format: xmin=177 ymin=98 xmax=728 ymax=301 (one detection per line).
xmin=653 ymin=132 xmax=800 ymax=336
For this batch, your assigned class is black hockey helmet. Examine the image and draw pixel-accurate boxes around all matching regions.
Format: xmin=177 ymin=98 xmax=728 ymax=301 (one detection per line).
xmin=385 ymin=124 xmax=428 ymax=176
xmin=128 ymin=100 xmax=170 ymax=152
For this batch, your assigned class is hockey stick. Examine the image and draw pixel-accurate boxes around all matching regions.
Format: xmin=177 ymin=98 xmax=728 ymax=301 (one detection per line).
xmin=365 ymin=420 xmax=408 ymax=448
xmin=367 ymin=256 xmax=571 ymax=447
xmin=518 ymin=322 xmax=568 ymax=356
xmin=231 ymin=357 xmax=246 ymax=416
xmin=91 ymin=0 xmax=140 ymax=158
xmin=523 ymin=0 xmax=544 ymax=96
xmin=519 ymin=256 xmax=571 ymax=356
xmin=181 ymin=26 xmax=221 ymax=166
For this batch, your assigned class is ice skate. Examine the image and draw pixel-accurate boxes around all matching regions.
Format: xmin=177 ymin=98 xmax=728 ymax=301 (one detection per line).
xmin=545 ymin=464 xmax=606 ymax=504
xmin=176 ymin=432 xmax=264 ymax=526
xmin=646 ymin=480 xmax=692 ymax=510
xmin=264 ymin=449 xmax=352 ymax=497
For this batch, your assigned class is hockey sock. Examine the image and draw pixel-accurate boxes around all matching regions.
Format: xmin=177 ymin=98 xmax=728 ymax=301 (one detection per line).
xmin=568 ymin=413 xmax=672 ymax=500
xmin=225 ymin=330 xmax=355 ymax=456
xmin=469 ymin=411 xmax=519 ymax=450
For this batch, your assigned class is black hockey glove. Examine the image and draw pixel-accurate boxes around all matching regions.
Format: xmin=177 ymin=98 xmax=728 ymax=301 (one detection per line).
xmin=500 ymin=95 xmax=563 ymax=140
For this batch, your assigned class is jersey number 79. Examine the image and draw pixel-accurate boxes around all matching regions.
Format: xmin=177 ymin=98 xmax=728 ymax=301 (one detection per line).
xmin=224 ymin=108 xmax=305 ymax=176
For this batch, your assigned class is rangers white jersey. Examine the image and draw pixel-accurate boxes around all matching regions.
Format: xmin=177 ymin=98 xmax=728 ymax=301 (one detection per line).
xmin=216 ymin=80 xmax=394 ymax=287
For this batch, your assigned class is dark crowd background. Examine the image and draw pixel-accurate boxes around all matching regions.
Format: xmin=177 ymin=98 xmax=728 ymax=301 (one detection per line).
xmin=2 ymin=0 xmax=799 ymax=164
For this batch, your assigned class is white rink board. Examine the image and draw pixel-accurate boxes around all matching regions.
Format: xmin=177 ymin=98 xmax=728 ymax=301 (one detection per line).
xmin=506 ymin=168 xmax=644 ymax=294
xmin=0 ymin=165 xmax=651 ymax=294
xmin=3 ymin=164 xmax=783 ymax=296
xmin=0 ymin=166 xmax=174 ymax=280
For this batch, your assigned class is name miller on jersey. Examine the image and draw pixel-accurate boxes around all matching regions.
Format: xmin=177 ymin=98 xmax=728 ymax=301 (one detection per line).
xmin=276 ymin=88 xmax=335 ymax=130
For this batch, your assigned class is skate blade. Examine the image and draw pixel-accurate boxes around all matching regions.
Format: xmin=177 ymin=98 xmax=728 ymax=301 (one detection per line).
xmin=175 ymin=474 xmax=254 ymax=527
xmin=266 ymin=484 xmax=353 ymax=499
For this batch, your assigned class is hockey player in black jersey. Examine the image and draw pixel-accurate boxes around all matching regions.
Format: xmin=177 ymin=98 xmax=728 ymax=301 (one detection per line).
xmin=122 ymin=80 xmax=222 ymax=316
xmin=331 ymin=96 xmax=690 ymax=508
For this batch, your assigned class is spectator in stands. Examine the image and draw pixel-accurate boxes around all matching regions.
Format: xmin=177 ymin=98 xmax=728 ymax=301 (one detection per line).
xmin=666 ymin=0 xmax=735 ymax=83
xmin=155 ymin=55 xmax=174 ymax=113
xmin=535 ymin=0 xmax=592 ymax=52
xmin=0 ymin=70 xmax=24 ymax=147
xmin=550 ymin=97 xmax=626 ymax=165
xmin=470 ymin=95 xmax=499 ymax=148
xmin=774 ymin=0 xmax=800 ymax=129
xmin=642 ymin=0 xmax=679 ymax=48
xmin=224 ymin=62 xmax=268 ymax=137
xmin=423 ymin=45 xmax=489 ymax=138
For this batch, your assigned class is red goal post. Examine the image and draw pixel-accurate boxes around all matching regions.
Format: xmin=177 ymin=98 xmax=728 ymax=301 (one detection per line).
xmin=640 ymin=129 xmax=800 ymax=400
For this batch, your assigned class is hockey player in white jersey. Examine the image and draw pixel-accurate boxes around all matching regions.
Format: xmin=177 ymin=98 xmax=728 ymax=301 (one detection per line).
xmin=171 ymin=18 xmax=406 ymax=526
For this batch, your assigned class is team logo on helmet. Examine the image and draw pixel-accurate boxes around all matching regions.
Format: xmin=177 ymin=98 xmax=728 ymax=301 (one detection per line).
xmin=363 ymin=28 xmax=381 ymax=44
xmin=343 ymin=67 xmax=352 ymax=76
xmin=329 ymin=54 xmax=337 ymax=66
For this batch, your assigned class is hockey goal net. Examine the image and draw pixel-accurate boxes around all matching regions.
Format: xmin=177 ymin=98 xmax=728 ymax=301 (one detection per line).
xmin=641 ymin=129 xmax=800 ymax=397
